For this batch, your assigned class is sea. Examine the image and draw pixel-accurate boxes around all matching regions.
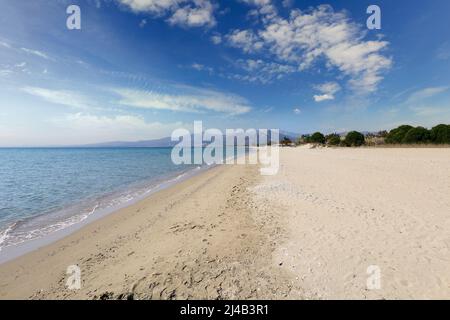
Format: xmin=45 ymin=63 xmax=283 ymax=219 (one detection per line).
xmin=0 ymin=147 xmax=217 ymax=262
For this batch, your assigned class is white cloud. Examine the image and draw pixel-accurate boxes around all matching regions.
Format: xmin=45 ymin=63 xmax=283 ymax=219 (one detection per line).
xmin=191 ymin=63 xmax=205 ymax=70
xmin=406 ymin=86 xmax=449 ymax=103
xmin=21 ymin=47 xmax=50 ymax=59
xmin=0 ymin=69 xmax=13 ymax=77
xmin=189 ymin=63 xmax=214 ymax=73
xmin=410 ymin=105 xmax=449 ymax=117
xmin=282 ymin=0 xmax=293 ymax=8
xmin=240 ymin=0 xmax=277 ymax=23
xmin=226 ymin=29 xmax=264 ymax=53
xmin=117 ymin=0 xmax=178 ymax=13
xmin=240 ymin=0 xmax=271 ymax=5
xmin=293 ymin=107 xmax=301 ymax=114
xmin=0 ymin=41 xmax=11 ymax=49
xmin=22 ymin=82 xmax=252 ymax=116
xmin=167 ymin=0 xmax=216 ymax=27
xmin=313 ymin=94 xmax=334 ymax=102
xmin=51 ymin=113 xmax=187 ymax=144
xmin=226 ymin=4 xmax=392 ymax=94
xmin=117 ymin=0 xmax=216 ymax=28
xmin=313 ymin=81 xmax=341 ymax=102
xmin=238 ymin=58 xmax=295 ymax=74
xmin=22 ymin=87 xmax=91 ymax=109
xmin=230 ymin=58 xmax=296 ymax=83
xmin=139 ymin=19 xmax=147 ymax=27
xmin=112 ymin=86 xmax=251 ymax=115
xmin=1 ymin=42 xmax=50 ymax=61
xmin=211 ymin=34 xmax=222 ymax=44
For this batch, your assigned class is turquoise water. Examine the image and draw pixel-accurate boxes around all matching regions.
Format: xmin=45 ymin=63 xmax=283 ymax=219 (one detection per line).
xmin=0 ymin=147 xmax=200 ymax=251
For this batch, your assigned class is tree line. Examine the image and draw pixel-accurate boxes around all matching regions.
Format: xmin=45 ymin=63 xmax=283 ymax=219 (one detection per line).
xmin=280 ymin=124 xmax=450 ymax=147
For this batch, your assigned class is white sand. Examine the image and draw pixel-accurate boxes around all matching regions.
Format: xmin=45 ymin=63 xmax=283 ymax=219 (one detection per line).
xmin=250 ymin=147 xmax=450 ymax=299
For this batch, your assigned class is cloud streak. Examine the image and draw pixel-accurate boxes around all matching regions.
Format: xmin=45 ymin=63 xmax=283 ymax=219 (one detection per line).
xmin=22 ymin=87 xmax=91 ymax=109
xmin=406 ymin=86 xmax=449 ymax=104
xmin=53 ymin=113 xmax=186 ymax=142
xmin=112 ymin=86 xmax=252 ymax=115
xmin=21 ymin=47 xmax=50 ymax=60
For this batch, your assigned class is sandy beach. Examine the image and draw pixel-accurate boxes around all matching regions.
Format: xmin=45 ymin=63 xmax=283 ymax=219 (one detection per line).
xmin=0 ymin=147 xmax=449 ymax=299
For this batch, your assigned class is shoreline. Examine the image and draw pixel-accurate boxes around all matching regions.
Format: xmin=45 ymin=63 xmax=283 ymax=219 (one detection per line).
xmin=0 ymin=164 xmax=211 ymax=265
xmin=0 ymin=161 xmax=297 ymax=299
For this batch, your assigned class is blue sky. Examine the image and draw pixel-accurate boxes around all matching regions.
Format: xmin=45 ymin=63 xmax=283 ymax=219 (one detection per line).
xmin=0 ymin=0 xmax=449 ymax=146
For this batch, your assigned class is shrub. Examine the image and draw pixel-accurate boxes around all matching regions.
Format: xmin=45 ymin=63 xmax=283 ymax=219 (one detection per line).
xmin=326 ymin=133 xmax=341 ymax=146
xmin=310 ymin=132 xmax=326 ymax=144
xmin=297 ymin=134 xmax=311 ymax=144
xmin=377 ymin=130 xmax=388 ymax=138
xmin=402 ymin=126 xmax=431 ymax=144
xmin=385 ymin=125 xmax=413 ymax=144
xmin=344 ymin=131 xmax=365 ymax=146
xmin=430 ymin=124 xmax=450 ymax=144
xmin=280 ymin=136 xmax=292 ymax=146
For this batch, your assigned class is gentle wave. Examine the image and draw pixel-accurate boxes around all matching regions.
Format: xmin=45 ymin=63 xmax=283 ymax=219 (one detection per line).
xmin=0 ymin=165 xmax=205 ymax=252
xmin=0 ymin=223 xmax=17 ymax=251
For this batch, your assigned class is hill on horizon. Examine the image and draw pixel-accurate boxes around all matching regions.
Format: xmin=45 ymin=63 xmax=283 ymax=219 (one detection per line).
xmin=79 ymin=130 xmax=300 ymax=148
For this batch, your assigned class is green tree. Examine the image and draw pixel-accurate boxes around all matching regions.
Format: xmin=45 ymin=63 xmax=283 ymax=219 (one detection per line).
xmin=402 ymin=127 xmax=431 ymax=144
xmin=326 ymin=133 xmax=341 ymax=146
xmin=377 ymin=130 xmax=388 ymax=138
xmin=385 ymin=125 xmax=413 ymax=144
xmin=310 ymin=132 xmax=326 ymax=144
xmin=430 ymin=124 xmax=450 ymax=144
xmin=297 ymin=134 xmax=311 ymax=144
xmin=280 ymin=136 xmax=292 ymax=146
xmin=344 ymin=131 xmax=365 ymax=146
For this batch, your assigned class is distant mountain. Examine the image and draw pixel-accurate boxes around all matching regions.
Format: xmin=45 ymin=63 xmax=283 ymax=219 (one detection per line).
xmin=279 ymin=130 xmax=301 ymax=141
xmin=80 ymin=130 xmax=301 ymax=148
xmin=81 ymin=137 xmax=177 ymax=148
